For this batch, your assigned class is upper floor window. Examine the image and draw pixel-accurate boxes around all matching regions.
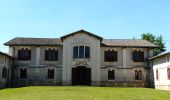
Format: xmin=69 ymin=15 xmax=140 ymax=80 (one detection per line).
xmin=167 ymin=68 xmax=170 ymax=80
xmin=133 ymin=50 xmax=144 ymax=62
xmin=104 ymin=50 xmax=117 ymax=62
xmin=18 ymin=48 xmax=31 ymax=60
xmin=47 ymin=68 xmax=55 ymax=79
xmin=20 ymin=68 xmax=27 ymax=79
xmin=108 ymin=69 xmax=115 ymax=80
xmin=45 ymin=48 xmax=58 ymax=61
xmin=2 ymin=67 xmax=7 ymax=78
xmin=73 ymin=46 xmax=90 ymax=58
xmin=156 ymin=69 xmax=159 ymax=80
xmin=135 ymin=70 xmax=142 ymax=80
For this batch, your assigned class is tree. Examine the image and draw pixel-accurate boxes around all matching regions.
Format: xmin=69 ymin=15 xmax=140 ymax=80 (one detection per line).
xmin=141 ymin=33 xmax=166 ymax=55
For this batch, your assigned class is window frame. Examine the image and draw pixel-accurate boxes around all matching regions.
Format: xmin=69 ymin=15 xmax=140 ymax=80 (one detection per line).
xmin=167 ymin=68 xmax=170 ymax=80
xmin=104 ymin=50 xmax=117 ymax=62
xmin=18 ymin=48 xmax=31 ymax=61
xmin=20 ymin=68 xmax=27 ymax=79
xmin=135 ymin=69 xmax=142 ymax=80
xmin=156 ymin=69 xmax=159 ymax=81
xmin=47 ymin=68 xmax=55 ymax=79
xmin=108 ymin=69 xmax=115 ymax=80
xmin=133 ymin=50 xmax=144 ymax=62
xmin=45 ymin=49 xmax=58 ymax=61
xmin=73 ymin=46 xmax=90 ymax=59
xmin=2 ymin=67 xmax=7 ymax=79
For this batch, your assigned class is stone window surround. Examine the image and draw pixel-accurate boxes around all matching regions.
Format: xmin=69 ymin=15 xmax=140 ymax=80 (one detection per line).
xmin=19 ymin=66 xmax=28 ymax=80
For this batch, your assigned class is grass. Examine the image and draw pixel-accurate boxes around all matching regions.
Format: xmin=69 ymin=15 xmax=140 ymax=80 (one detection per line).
xmin=0 ymin=86 xmax=170 ymax=100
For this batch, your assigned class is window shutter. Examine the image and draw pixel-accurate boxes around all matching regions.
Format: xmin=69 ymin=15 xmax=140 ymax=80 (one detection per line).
xmin=114 ymin=51 xmax=117 ymax=61
xmin=55 ymin=50 xmax=58 ymax=61
xmin=45 ymin=50 xmax=48 ymax=61
xmin=28 ymin=50 xmax=31 ymax=60
xmin=140 ymin=51 xmax=144 ymax=62
xmin=18 ymin=50 xmax=21 ymax=60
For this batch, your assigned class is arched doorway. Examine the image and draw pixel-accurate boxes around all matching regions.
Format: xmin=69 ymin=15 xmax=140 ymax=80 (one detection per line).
xmin=72 ymin=66 xmax=91 ymax=85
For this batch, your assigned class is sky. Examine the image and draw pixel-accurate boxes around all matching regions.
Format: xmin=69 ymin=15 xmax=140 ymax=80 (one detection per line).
xmin=0 ymin=0 xmax=170 ymax=53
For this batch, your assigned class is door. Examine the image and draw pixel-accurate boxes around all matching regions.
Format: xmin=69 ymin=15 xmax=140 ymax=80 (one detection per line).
xmin=72 ymin=66 xmax=91 ymax=85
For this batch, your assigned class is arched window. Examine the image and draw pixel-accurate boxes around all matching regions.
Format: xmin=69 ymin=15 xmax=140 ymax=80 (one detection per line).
xmin=73 ymin=46 xmax=90 ymax=58
xmin=104 ymin=49 xmax=117 ymax=62
xmin=48 ymin=68 xmax=55 ymax=79
xmin=18 ymin=48 xmax=31 ymax=60
xmin=108 ymin=69 xmax=115 ymax=80
xmin=45 ymin=48 xmax=58 ymax=61
xmin=167 ymin=68 xmax=170 ymax=80
xmin=156 ymin=69 xmax=159 ymax=80
xmin=2 ymin=67 xmax=7 ymax=78
xmin=20 ymin=68 xmax=27 ymax=79
xmin=133 ymin=50 xmax=144 ymax=62
xmin=135 ymin=70 xmax=142 ymax=80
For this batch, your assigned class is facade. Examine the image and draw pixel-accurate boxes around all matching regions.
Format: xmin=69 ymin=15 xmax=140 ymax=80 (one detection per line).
xmin=0 ymin=51 xmax=13 ymax=89
xmin=150 ymin=52 xmax=170 ymax=90
xmin=4 ymin=30 xmax=156 ymax=87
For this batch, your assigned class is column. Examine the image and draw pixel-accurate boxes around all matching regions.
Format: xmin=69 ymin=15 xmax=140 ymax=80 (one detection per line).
xmin=35 ymin=47 xmax=40 ymax=66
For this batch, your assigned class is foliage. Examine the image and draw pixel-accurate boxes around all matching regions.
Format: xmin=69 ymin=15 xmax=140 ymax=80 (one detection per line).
xmin=0 ymin=86 xmax=170 ymax=100
xmin=141 ymin=33 xmax=166 ymax=55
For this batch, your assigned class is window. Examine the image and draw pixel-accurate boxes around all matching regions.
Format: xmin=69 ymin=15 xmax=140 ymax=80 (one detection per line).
xmin=20 ymin=68 xmax=27 ymax=79
xmin=73 ymin=46 xmax=78 ymax=58
xmin=156 ymin=69 xmax=159 ymax=80
xmin=79 ymin=46 xmax=84 ymax=58
xmin=135 ymin=70 xmax=142 ymax=80
xmin=73 ymin=46 xmax=90 ymax=58
xmin=45 ymin=49 xmax=58 ymax=61
xmin=2 ymin=67 xmax=7 ymax=78
xmin=85 ymin=46 xmax=90 ymax=58
xmin=167 ymin=68 xmax=170 ymax=80
xmin=48 ymin=68 xmax=54 ymax=79
xmin=18 ymin=48 xmax=31 ymax=60
xmin=133 ymin=50 xmax=144 ymax=62
xmin=104 ymin=50 xmax=117 ymax=62
xmin=108 ymin=69 xmax=115 ymax=80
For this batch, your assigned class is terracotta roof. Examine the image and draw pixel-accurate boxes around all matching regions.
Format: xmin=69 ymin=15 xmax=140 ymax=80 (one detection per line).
xmin=0 ymin=51 xmax=13 ymax=58
xmin=61 ymin=29 xmax=103 ymax=41
xmin=4 ymin=37 xmax=157 ymax=48
xmin=102 ymin=39 xmax=157 ymax=48
xmin=4 ymin=37 xmax=62 ymax=46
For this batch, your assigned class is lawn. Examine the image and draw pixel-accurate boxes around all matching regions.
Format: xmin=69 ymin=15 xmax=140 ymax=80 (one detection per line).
xmin=0 ymin=86 xmax=170 ymax=100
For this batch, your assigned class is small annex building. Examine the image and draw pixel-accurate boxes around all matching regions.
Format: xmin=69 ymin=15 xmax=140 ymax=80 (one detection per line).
xmin=150 ymin=52 xmax=170 ymax=90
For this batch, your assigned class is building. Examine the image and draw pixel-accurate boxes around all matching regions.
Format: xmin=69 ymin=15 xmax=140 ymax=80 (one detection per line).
xmin=0 ymin=51 xmax=13 ymax=89
xmin=150 ymin=52 xmax=170 ymax=90
xmin=4 ymin=30 xmax=157 ymax=87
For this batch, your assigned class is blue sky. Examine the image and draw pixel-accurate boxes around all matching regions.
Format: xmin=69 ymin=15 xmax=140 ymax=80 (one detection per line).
xmin=0 ymin=0 xmax=170 ymax=53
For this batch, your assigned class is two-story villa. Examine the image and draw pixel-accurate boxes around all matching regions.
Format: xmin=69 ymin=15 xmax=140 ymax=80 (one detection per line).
xmin=4 ymin=30 xmax=156 ymax=87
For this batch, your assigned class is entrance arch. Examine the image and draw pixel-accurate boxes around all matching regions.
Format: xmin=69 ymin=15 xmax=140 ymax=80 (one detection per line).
xmin=72 ymin=66 xmax=91 ymax=85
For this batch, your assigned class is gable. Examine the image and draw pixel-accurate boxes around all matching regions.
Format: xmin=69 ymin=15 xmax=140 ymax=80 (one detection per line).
xmin=60 ymin=29 xmax=103 ymax=41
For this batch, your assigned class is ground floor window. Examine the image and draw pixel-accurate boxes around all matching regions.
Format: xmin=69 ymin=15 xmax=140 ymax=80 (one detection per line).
xmin=108 ymin=69 xmax=115 ymax=80
xmin=167 ymin=68 xmax=170 ymax=80
xmin=135 ymin=70 xmax=142 ymax=80
xmin=20 ymin=68 xmax=27 ymax=79
xmin=48 ymin=68 xmax=55 ymax=79
xmin=2 ymin=67 xmax=7 ymax=78
xmin=156 ymin=69 xmax=159 ymax=80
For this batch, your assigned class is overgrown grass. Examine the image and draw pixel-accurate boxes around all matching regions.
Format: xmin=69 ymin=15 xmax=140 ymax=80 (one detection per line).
xmin=0 ymin=86 xmax=170 ymax=100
